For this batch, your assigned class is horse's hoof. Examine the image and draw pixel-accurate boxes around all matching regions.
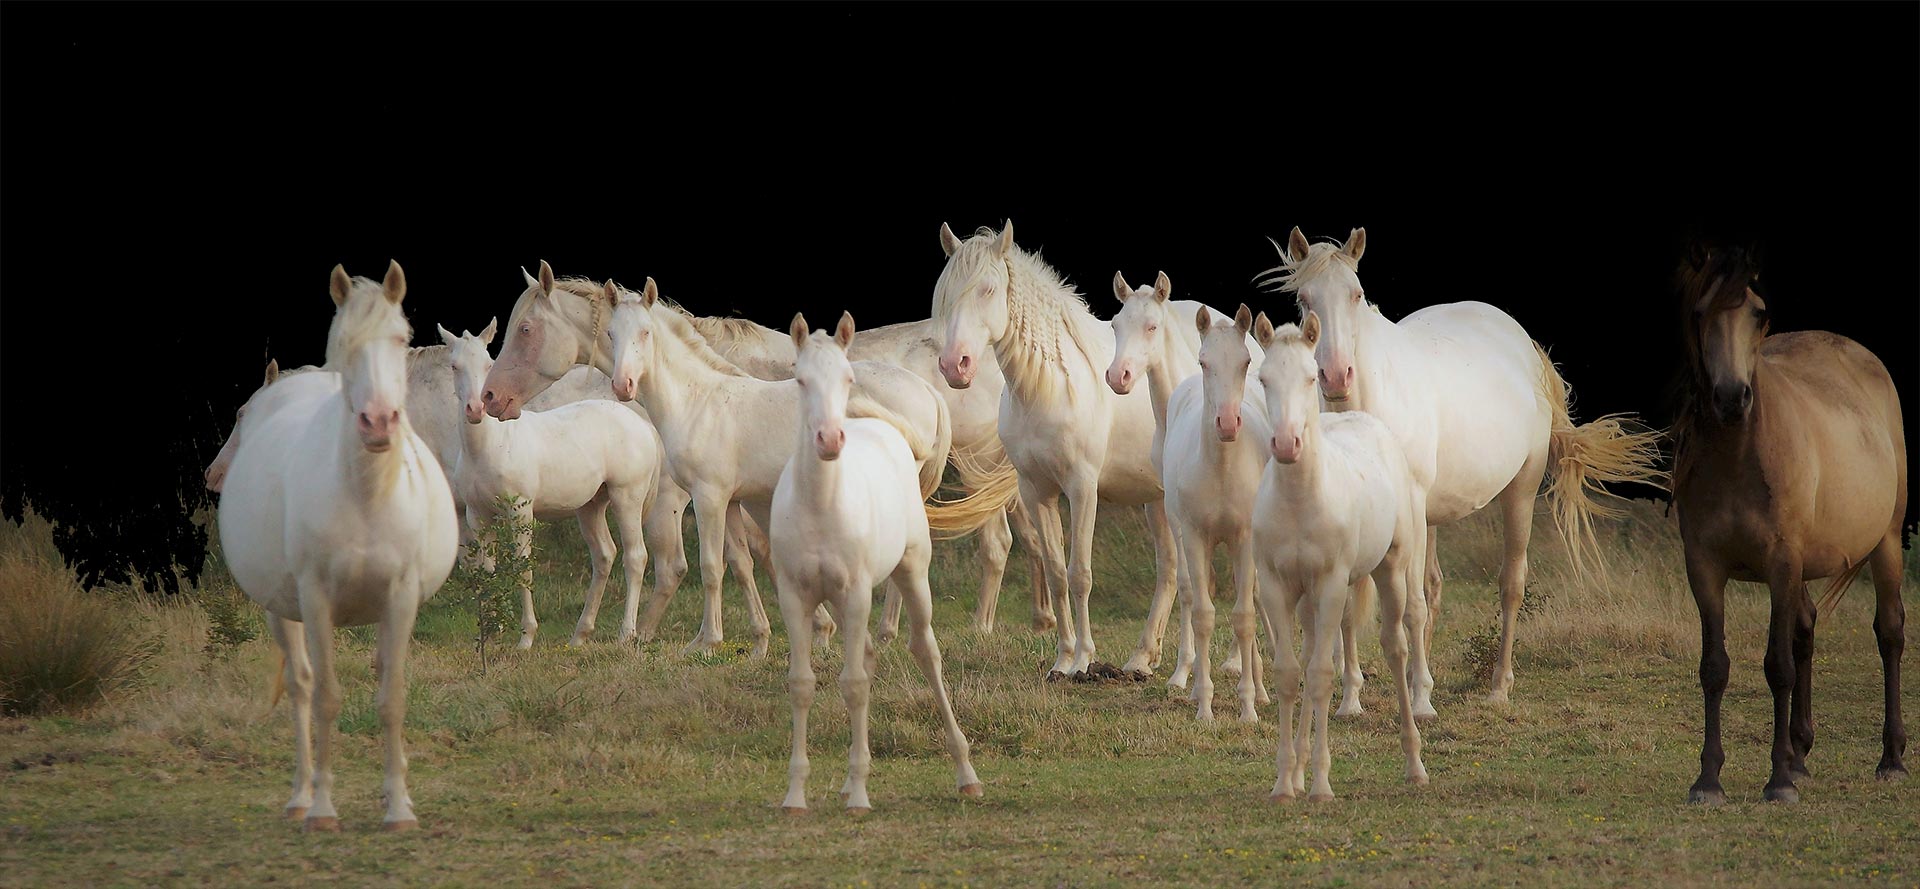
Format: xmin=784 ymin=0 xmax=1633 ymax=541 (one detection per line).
xmin=1045 ymin=670 xmax=1068 ymax=683
xmin=303 ymin=816 xmax=341 ymax=833
xmin=1335 ymin=702 xmax=1364 ymax=719
xmin=781 ymin=806 xmax=808 ymax=816
xmin=1484 ymin=690 xmax=1510 ymax=706
xmin=1032 ymin=618 xmax=1056 ymax=633
xmin=1412 ymin=708 xmax=1438 ymax=726
xmin=1788 ymin=764 xmax=1812 ymax=783
xmin=1237 ymin=712 xmax=1260 ymax=725
xmin=1763 ymin=784 xmax=1800 ymax=804
xmin=1267 ymin=792 xmax=1295 ymax=804
xmin=845 ymin=806 xmax=871 ymax=817
xmin=1688 ymin=783 xmax=1726 ymax=805
xmin=959 ymin=783 xmax=985 ymax=798
xmin=383 ymin=819 xmax=417 ymax=833
xmin=516 ymin=638 xmax=535 ymax=651
xmin=1876 ymin=764 xmax=1908 ymax=783
xmin=1407 ymin=771 xmax=1430 ymax=787
xmin=1309 ymin=792 xmax=1335 ymax=803
xmin=284 ymin=807 xmax=308 ymax=821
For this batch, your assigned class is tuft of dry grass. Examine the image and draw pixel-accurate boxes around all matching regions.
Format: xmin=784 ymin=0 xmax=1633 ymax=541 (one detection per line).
xmin=0 ymin=513 xmax=158 ymax=716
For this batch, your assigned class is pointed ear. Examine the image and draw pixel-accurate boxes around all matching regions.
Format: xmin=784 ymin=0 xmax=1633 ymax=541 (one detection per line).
xmin=480 ymin=316 xmax=499 ymax=345
xmin=1343 ymin=227 xmax=1367 ymax=262
xmin=1194 ymin=305 xmax=1212 ymax=335
xmin=639 ymin=276 xmax=659 ymax=308
xmin=1112 ymin=270 xmax=1133 ymax=302
xmin=1287 ymin=226 xmax=1310 ymax=262
xmin=264 ymin=359 xmax=280 ymax=386
xmin=789 ymin=313 xmax=810 ymax=350
xmin=1253 ymin=312 xmax=1276 ymax=348
xmin=383 ymin=260 xmax=406 ymax=304
xmin=602 ymin=279 xmax=619 ymax=304
xmin=437 ymin=323 xmax=458 ymax=346
xmin=1153 ymin=271 xmax=1171 ymax=303
xmin=939 ymin=221 xmax=962 ymax=257
xmin=537 ymin=259 xmax=555 ymax=297
xmin=1234 ymin=303 xmax=1253 ymax=335
xmin=1302 ymin=311 xmax=1322 ymax=347
xmin=834 ymin=311 xmax=857 ymax=350
xmin=329 ymin=264 xmax=352 ymax=306
xmin=521 ymin=265 xmax=539 ymax=288
xmin=998 ymin=220 xmax=1014 ymax=257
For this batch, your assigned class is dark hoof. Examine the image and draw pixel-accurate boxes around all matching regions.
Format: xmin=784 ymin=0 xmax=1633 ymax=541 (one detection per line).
xmin=958 ymin=782 xmax=984 ymax=798
xmin=1688 ymin=783 xmax=1726 ymax=806
xmin=284 ymin=806 xmax=309 ymax=821
xmin=1763 ymin=783 xmax=1800 ymax=804
xmin=1876 ymin=763 xmax=1909 ymax=783
xmin=382 ymin=819 xmax=418 ymax=833
xmin=304 ymin=815 xmax=342 ymax=832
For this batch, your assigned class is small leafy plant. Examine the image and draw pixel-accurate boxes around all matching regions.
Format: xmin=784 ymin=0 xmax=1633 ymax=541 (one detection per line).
xmin=450 ymin=494 xmax=540 ymax=675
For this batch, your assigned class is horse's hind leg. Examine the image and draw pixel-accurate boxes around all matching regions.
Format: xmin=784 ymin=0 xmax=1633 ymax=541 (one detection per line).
xmin=1488 ymin=456 xmax=1546 ymax=705
xmin=606 ymin=488 xmax=652 ymax=646
xmin=1685 ymin=549 xmax=1731 ymax=805
xmin=636 ymin=484 xmax=689 ymax=644
xmin=1008 ymin=492 xmax=1056 ymax=632
xmin=972 ymin=509 xmax=1013 ymax=634
xmin=269 ymin=615 xmax=314 ymax=819
xmin=569 ymin=494 xmax=617 ymax=647
xmin=1336 ymin=576 xmax=1368 ymax=718
xmin=1122 ymin=500 xmax=1180 ymax=677
xmin=513 ymin=500 xmax=538 ymax=650
xmin=1871 ymin=532 xmax=1908 ymax=781
xmin=723 ymin=504 xmax=774 ymax=659
xmin=1788 ymin=583 xmax=1815 ymax=780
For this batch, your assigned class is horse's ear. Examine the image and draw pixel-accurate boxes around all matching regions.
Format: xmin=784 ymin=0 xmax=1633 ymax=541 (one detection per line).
xmin=789 ymin=313 xmax=810 ymax=349
xmin=602 ymin=279 xmax=619 ymax=304
xmin=1302 ymin=311 xmax=1322 ymax=347
xmin=1234 ymin=303 xmax=1253 ymax=336
xmin=834 ymin=311 xmax=856 ymax=351
xmin=1153 ymin=271 xmax=1172 ymax=303
xmin=264 ymin=359 xmax=280 ymax=386
xmin=1287 ymin=226 xmax=1310 ymax=263
xmin=480 ymin=316 xmax=499 ymax=346
xmin=1112 ymin=270 xmax=1133 ymax=302
xmin=436 ymin=323 xmax=458 ymax=347
xmin=329 ymin=264 xmax=351 ymax=307
xmin=1253 ymin=312 xmax=1276 ymax=348
xmin=641 ymin=276 xmax=659 ymax=308
xmin=537 ymin=259 xmax=556 ymax=297
xmin=939 ymin=221 xmax=961 ymax=257
xmin=383 ymin=260 xmax=406 ymax=304
xmin=1194 ymin=306 xmax=1212 ymax=335
xmin=998 ymin=220 xmax=1014 ymax=257
xmin=521 ymin=265 xmax=539 ymax=289
xmin=1343 ymin=228 xmax=1366 ymax=263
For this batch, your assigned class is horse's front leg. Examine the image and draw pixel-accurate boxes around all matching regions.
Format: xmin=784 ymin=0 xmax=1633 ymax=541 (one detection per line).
xmin=376 ymin=586 xmax=421 ymax=830
xmin=513 ymin=502 xmax=538 ymax=650
xmin=1008 ymin=491 xmax=1056 ymax=633
xmin=1061 ymin=473 xmax=1103 ymax=677
xmin=295 ymin=577 xmax=343 ymax=832
xmin=569 ymin=496 xmax=616 ymax=646
xmin=1684 ymin=547 xmax=1731 ymax=805
xmin=1021 ymin=475 xmax=1075 ymax=679
xmin=723 ymin=503 xmax=773 ymax=659
xmin=268 ymin=615 xmax=314 ymax=820
xmin=1120 ymin=500 xmax=1181 ymax=677
xmin=1762 ymin=552 xmax=1806 ymax=803
xmin=971 ymin=509 xmax=1013 ymax=634
xmin=681 ymin=490 xmax=733 ymax=656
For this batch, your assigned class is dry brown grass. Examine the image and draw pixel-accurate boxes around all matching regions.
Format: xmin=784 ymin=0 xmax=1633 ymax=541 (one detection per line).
xmin=0 ymin=513 xmax=158 ymax=716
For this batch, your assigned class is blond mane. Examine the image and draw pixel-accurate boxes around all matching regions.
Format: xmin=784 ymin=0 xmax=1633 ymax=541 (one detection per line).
xmin=937 ymin=226 xmax=1104 ymax=407
xmin=689 ymin=315 xmax=779 ymax=350
xmin=1256 ymin=238 xmax=1361 ymax=298
xmin=611 ymin=288 xmax=756 ymax=379
xmin=324 ymin=277 xmax=411 ymax=369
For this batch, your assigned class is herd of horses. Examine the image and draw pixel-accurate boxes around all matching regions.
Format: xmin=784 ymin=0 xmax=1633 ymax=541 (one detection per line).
xmin=202 ymin=222 xmax=1908 ymax=830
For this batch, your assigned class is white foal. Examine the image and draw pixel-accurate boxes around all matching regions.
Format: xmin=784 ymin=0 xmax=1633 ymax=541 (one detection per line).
xmin=218 ymin=262 xmax=459 ymax=831
xmin=442 ymin=318 xmax=663 ymax=649
xmin=1253 ymin=312 xmax=1430 ymax=802
xmin=772 ymin=313 xmax=981 ymax=813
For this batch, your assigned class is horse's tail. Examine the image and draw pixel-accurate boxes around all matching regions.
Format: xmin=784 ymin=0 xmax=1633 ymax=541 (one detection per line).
xmin=845 ymin=390 xmax=947 ymax=501
xmin=1349 ymin=564 xmax=1377 ymax=636
xmin=925 ymin=437 xmax=1021 ymax=539
xmin=1814 ymin=556 xmax=1873 ymax=616
xmin=1535 ymin=342 xmax=1670 ymax=584
xmin=270 ymin=649 xmax=287 ymax=709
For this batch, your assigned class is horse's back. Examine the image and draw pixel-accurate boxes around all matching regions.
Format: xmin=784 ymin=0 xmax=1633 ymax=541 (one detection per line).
xmin=1762 ymin=331 xmax=1906 ymax=556
xmin=524 ymin=399 xmax=662 ymax=495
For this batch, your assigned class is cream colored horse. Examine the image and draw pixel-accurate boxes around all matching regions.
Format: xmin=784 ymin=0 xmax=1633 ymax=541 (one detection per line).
xmin=1253 ymin=312 xmax=1429 ymax=802
xmin=932 ymin=221 xmax=1182 ymax=680
xmin=1260 ymin=227 xmax=1666 ymax=708
xmin=773 ymin=312 xmax=981 ymax=814
xmin=218 ymin=262 xmax=459 ymax=832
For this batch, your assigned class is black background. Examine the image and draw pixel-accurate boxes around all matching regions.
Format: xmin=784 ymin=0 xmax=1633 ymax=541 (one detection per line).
xmin=3 ymin=2 xmax=1915 ymax=593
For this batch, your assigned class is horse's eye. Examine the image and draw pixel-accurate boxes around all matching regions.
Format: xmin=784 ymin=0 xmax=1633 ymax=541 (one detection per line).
xmin=521 ymin=325 xmax=531 ymax=334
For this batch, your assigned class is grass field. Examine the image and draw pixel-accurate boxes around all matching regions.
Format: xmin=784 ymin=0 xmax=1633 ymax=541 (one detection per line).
xmin=3 ymin=500 xmax=1917 ymax=888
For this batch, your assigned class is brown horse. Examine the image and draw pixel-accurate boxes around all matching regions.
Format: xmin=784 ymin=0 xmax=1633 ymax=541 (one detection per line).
xmin=1673 ymin=244 xmax=1908 ymax=804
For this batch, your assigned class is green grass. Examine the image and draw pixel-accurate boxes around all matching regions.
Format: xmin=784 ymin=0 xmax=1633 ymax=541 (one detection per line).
xmin=2 ymin=502 xmax=1917 ymax=887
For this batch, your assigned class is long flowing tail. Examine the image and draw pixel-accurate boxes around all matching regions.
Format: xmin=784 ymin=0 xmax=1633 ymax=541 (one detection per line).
xmin=1535 ymin=343 xmax=1670 ymax=585
xmin=924 ymin=436 xmax=1021 ymax=539
xmin=1814 ymin=557 xmax=1873 ymax=616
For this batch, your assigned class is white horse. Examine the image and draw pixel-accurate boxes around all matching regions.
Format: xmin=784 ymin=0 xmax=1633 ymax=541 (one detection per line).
xmin=218 ymin=261 xmax=459 ymax=831
xmin=1253 ymin=312 xmax=1429 ymax=802
xmin=932 ymin=221 xmax=1181 ymax=680
xmin=772 ymin=312 xmax=982 ymax=813
xmin=691 ymin=313 xmax=1056 ymax=635
xmin=441 ymin=319 xmax=665 ymax=649
xmin=1258 ymin=228 xmax=1666 ymax=705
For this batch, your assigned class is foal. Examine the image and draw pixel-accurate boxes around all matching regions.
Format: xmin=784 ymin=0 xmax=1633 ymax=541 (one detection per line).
xmin=772 ymin=312 xmax=981 ymax=813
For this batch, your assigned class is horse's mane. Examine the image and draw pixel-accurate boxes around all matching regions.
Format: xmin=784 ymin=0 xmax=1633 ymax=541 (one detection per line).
xmin=689 ymin=315 xmax=781 ymax=351
xmin=1256 ymin=238 xmax=1361 ymax=301
xmin=610 ymin=288 xmax=756 ymax=379
xmin=324 ymin=277 xmax=411 ymax=369
xmin=1667 ymin=245 xmax=1762 ymax=484
xmin=939 ymin=226 xmax=1103 ymax=406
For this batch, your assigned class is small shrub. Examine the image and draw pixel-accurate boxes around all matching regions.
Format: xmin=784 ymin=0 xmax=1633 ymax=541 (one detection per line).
xmin=196 ymin=583 xmax=260 ymax=658
xmin=0 ymin=514 xmax=157 ymax=716
xmin=449 ymin=494 xmax=540 ymax=674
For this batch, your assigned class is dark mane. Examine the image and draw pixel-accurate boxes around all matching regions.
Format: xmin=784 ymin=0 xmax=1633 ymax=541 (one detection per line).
xmin=1670 ymin=241 xmax=1764 ymax=482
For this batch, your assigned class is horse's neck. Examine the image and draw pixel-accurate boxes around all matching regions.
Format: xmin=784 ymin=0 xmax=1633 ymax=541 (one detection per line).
xmin=788 ymin=423 xmax=843 ymax=507
xmin=1343 ymin=305 xmax=1408 ymax=415
xmin=457 ymin=411 xmax=507 ymax=466
xmin=992 ymin=263 xmax=1100 ymax=406
xmin=1268 ymin=414 xmax=1329 ymax=505
xmin=559 ymin=293 xmax=613 ymax=378
xmin=1144 ymin=355 xmax=1178 ymax=441
xmin=632 ymin=324 xmax=740 ymax=437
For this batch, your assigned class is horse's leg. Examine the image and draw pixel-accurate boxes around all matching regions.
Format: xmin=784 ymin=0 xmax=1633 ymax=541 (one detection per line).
xmin=1288 ymin=587 xmax=1320 ymax=797
xmin=1404 ymin=490 xmax=1438 ymax=724
xmin=1122 ymin=501 xmax=1181 ymax=676
xmin=1870 ymin=531 xmax=1908 ymax=781
xmin=1183 ymin=527 xmax=1217 ymax=721
xmin=636 ymin=484 xmax=689 ymax=643
xmin=722 ymin=504 xmax=773 ymax=659
xmin=1336 ymin=575 xmax=1369 ymax=718
xmin=1230 ymin=535 xmax=1261 ymax=724
xmin=1250 ymin=577 xmax=1271 ymax=707
xmin=1062 ymin=475 xmax=1104 ymax=677
xmin=1008 ymin=492 xmax=1056 ymax=632
xmin=1423 ymin=525 xmax=1443 ymax=653
xmin=1259 ymin=560 xmax=1304 ymax=802
xmin=876 ymin=580 xmax=904 ymax=648
xmin=1306 ymin=576 xmax=1347 ymax=801
xmin=895 ymin=544 xmax=983 ymax=797
xmin=971 ymin=509 xmax=1013 ymax=634
xmin=608 ymin=489 xmax=652 ymax=646
xmin=1166 ymin=525 xmax=1196 ymax=695
xmin=1375 ymin=534 xmax=1428 ymax=786
xmin=1788 ymin=583 xmax=1815 ymax=781
xmin=837 ymin=580 xmax=876 ymax=813
xmin=681 ymin=490 xmax=732 ymax=656
xmin=1488 ymin=453 xmax=1546 ymax=704
xmin=1762 ymin=553 xmax=1808 ymax=802
xmin=269 ymin=615 xmax=314 ymax=819
xmin=1022 ymin=476 xmax=1075 ymax=679
xmin=512 ymin=501 xmax=538 ymax=650
xmin=569 ymin=494 xmax=617 ymax=647
xmin=776 ymin=574 xmax=817 ymax=813
xmin=1685 ymin=548 xmax=1731 ymax=805
xmin=376 ymin=585 xmax=420 ymax=830
xmin=296 ymin=578 xmax=342 ymax=831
